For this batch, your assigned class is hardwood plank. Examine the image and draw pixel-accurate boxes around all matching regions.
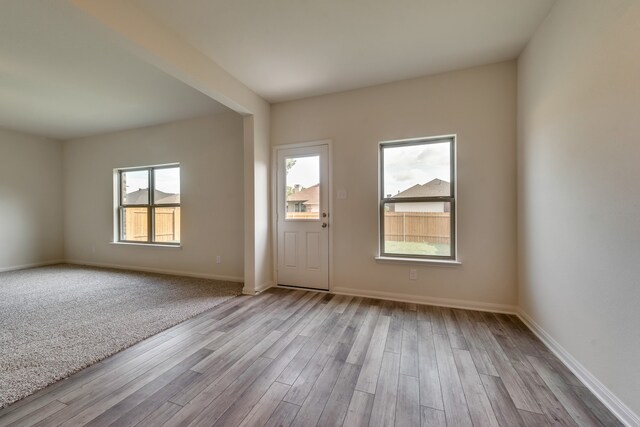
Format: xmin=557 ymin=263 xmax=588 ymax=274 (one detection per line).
xmin=420 ymin=406 xmax=447 ymax=427
xmin=163 ymin=356 xmax=273 ymax=426
xmin=99 ymin=370 xmax=200 ymax=427
xmin=416 ymin=304 xmax=432 ymax=334
xmin=442 ymin=307 xmax=464 ymax=336
xmin=209 ymin=334 xmax=313 ymax=427
xmin=519 ymin=409 xmax=552 ymax=427
xmin=527 ymin=356 xmax=604 ymax=426
xmin=345 ymin=302 xmax=381 ymax=365
xmin=192 ymin=318 xmax=281 ymax=373
xmin=277 ymin=309 xmax=342 ymax=387
xmin=452 ymin=348 xmax=499 ymax=427
xmin=546 ymin=357 xmax=585 ymax=388
xmin=510 ymin=357 xmax=578 ymax=426
xmin=317 ymin=297 xmax=363 ymax=357
xmin=449 ymin=333 xmax=469 ymax=350
xmin=282 ymin=349 xmax=331 ymax=404
xmin=58 ymin=327 xmax=220 ymax=404
xmin=290 ymin=358 xmax=343 ymax=426
xmin=299 ymin=294 xmax=343 ymax=337
xmin=134 ymin=402 xmax=182 ymax=427
xmin=480 ymin=374 xmax=526 ymax=427
xmin=169 ymin=329 xmax=284 ymax=406
xmin=384 ymin=302 xmax=404 ymax=353
xmin=416 ymin=318 xmax=444 ymax=411
xmin=475 ymin=322 xmax=542 ymax=413
xmin=571 ymin=385 xmax=624 ymax=427
xmin=237 ymin=381 xmax=290 ymax=427
xmin=333 ymin=300 xmax=369 ymax=362
xmin=171 ymin=356 xmax=274 ymax=427
xmin=263 ymin=401 xmax=300 ymax=427
xmin=168 ymin=333 xmax=306 ymax=426
xmin=342 ymin=390 xmax=374 ymax=427
xmin=430 ymin=306 xmax=448 ymax=335
xmin=3 ymin=400 xmax=66 ymax=427
xmin=433 ymin=333 xmax=472 ymax=426
xmin=399 ymin=308 xmax=419 ymax=377
xmin=369 ymin=351 xmax=400 ymax=427
xmin=35 ymin=345 xmax=213 ymax=427
xmin=395 ymin=374 xmax=420 ymax=427
xmin=54 ymin=348 xmax=211 ymax=427
xmin=316 ymin=362 xmax=360 ymax=427
xmin=453 ymin=309 xmax=499 ymax=377
xmin=354 ymin=315 xmax=391 ymax=394
xmin=273 ymin=291 xmax=324 ymax=334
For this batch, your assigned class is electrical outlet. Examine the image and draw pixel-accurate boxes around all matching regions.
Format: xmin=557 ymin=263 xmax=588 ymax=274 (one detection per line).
xmin=409 ymin=269 xmax=417 ymax=280
xmin=216 ymin=255 xmax=221 ymax=264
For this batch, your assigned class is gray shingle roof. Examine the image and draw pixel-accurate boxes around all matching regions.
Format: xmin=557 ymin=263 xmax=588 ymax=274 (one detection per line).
xmin=392 ymin=178 xmax=450 ymax=198
xmin=123 ymin=189 xmax=180 ymax=204
xmin=287 ymin=184 xmax=319 ymax=205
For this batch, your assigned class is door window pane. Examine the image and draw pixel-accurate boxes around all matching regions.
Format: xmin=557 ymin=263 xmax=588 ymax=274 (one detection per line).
xmin=383 ymin=141 xmax=451 ymax=198
xmin=154 ymin=167 xmax=180 ymax=204
xmin=121 ymin=207 xmax=148 ymax=241
xmin=383 ymin=202 xmax=452 ymax=257
xmin=121 ymin=170 xmax=149 ymax=205
xmin=154 ymin=207 xmax=181 ymax=243
xmin=285 ymin=156 xmax=320 ymax=220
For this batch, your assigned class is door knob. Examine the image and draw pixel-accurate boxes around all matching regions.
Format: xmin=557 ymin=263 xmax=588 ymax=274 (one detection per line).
xmin=322 ymin=223 xmax=328 ymax=228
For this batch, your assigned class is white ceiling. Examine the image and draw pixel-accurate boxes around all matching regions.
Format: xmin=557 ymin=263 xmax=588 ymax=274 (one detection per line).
xmin=0 ymin=1 xmax=229 ymax=140
xmin=135 ymin=0 xmax=556 ymax=103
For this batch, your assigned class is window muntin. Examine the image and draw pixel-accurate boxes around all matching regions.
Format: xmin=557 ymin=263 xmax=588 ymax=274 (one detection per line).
xmin=118 ymin=165 xmax=181 ymax=245
xmin=380 ymin=137 xmax=455 ymax=260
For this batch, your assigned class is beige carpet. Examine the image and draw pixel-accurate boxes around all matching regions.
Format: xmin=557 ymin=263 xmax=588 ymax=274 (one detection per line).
xmin=0 ymin=264 xmax=242 ymax=409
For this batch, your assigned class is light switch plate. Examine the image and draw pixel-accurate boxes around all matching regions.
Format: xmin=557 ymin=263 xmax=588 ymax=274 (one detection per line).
xmin=337 ymin=189 xmax=347 ymax=199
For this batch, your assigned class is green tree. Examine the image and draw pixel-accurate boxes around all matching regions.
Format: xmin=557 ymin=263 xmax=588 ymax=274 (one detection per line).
xmin=286 ymin=159 xmax=297 ymax=197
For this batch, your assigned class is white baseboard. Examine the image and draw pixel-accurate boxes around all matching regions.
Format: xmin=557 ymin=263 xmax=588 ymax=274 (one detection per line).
xmin=65 ymin=260 xmax=244 ymax=284
xmin=0 ymin=260 xmax=65 ymax=273
xmin=518 ymin=309 xmax=639 ymax=427
xmin=331 ymin=286 xmax=518 ymax=314
xmin=246 ymin=280 xmax=274 ymax=295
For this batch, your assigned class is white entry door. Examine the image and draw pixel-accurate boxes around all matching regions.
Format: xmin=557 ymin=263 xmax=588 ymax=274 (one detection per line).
xmin=276 ymin=144 xmax=329 ymax=290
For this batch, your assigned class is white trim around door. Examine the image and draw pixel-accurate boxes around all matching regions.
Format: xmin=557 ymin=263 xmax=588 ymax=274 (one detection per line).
xmin=272 ymin=140 xmax=333 ymax=291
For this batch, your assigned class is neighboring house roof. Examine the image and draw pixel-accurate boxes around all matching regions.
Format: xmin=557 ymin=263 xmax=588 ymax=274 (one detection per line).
xmin=392 ymin=178 xmax=450 ymax=198
xmin=287 ymin=184 xmax=319 ymax=205
xmin=123 ymin=189 xmax=180 ymax=204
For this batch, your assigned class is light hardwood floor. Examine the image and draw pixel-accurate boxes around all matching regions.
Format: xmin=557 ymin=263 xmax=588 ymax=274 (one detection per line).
xmin=0 ymin=288 xmax=623 ymax=426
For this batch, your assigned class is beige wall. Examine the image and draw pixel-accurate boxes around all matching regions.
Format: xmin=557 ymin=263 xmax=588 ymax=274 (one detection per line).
xmin=0 ymin=128 xmax=64 ymax=271
xmin=63 ymin=112 xmax=244 ymax=280
xmin=272 ymin=61 xmax=518 ymax=309
xmin=518 ymin=0 xmax=640 ymax=418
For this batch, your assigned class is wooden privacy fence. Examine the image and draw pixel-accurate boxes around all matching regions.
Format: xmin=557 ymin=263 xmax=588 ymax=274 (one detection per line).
xmin=286 ymin=212 xmax=320 ymax=219
xmin=125 ymin=207 xmax=181 ymax=242
xmin=384 ymin=211 xmax=450 ymax=244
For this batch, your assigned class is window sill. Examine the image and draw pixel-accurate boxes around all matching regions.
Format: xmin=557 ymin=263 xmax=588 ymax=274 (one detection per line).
xmin=110 ymin=242 xmax=182 ymax=249
xmin=374 ymin=256 xmax=461 ymax=265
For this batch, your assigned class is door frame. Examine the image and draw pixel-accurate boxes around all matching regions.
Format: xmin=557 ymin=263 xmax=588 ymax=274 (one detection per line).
xmin=271 ymin=139 xmax=333 ymax=292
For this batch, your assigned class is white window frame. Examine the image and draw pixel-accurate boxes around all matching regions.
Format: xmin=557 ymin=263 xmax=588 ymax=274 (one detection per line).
xmin=116 ymin=164 xmax=181 ymax=246
xmin=379 ymin=136 xmax=457 ymax=261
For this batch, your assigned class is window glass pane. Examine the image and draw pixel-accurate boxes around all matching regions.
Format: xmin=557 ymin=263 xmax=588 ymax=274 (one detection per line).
xmin=383 ymin=202 xmax=451 ymax=256
xmin=122 ymin=207 xmax=148 ymax=241
xmin=154 ymin=167 xmax=180 ymax=204
xmin=285 ymin=156 xmax=320 ymax=220
xmin=121 ymin=170 xmax=149 ymax=205
xmin=154 ymin=207 xmax=181 ymax=243
xmin=383 ymin=142 xmax=451 ymax=199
